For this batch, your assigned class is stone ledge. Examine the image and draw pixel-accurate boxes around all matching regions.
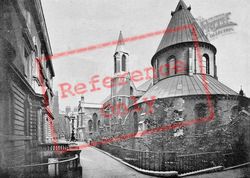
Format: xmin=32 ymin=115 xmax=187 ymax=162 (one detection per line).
xmin=7 ymin=135 xmax=32 ymax=141
xmin=178 ymin=166 xmax=224 ymax=177
xmin=224 ymin=162 xmax=250 ymax=171
xmin=93 ymin=147 xmax=178 ymax=177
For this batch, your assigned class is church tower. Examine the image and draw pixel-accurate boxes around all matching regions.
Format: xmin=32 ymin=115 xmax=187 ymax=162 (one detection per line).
xmin=111 ymin=31 xmax=130 ymax=123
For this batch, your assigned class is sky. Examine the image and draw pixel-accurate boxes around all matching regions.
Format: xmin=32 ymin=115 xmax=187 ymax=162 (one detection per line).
xmin=41 ymin=0 xmax=250 ymax=111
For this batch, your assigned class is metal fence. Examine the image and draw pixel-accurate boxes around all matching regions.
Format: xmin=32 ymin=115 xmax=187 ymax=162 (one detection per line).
xmin=98 ymin=144 xmax=238 ymax=174
xmin=176 ymin=151 xmax=223 ymax=173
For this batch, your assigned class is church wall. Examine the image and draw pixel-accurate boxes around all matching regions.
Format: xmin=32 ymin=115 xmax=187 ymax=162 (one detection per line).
xmin=121 ymin=95 xmax=241 ymax=153
xmin=155 ymin=45 xmax=189 ymax=81
xmin=111 ymin=76 xmax=130 ymax=96
xmin=153 ymin=43 xmax=215 ymax=83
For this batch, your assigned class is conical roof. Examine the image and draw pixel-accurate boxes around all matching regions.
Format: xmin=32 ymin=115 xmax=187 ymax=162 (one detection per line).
xmin=156 ymin=0 xmax=210 ymax=53
xmin=115 ymin=31 xmax=126 ymax=53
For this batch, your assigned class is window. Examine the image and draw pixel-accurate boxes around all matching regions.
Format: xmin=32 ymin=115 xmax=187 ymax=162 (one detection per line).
xmin=168 ymin=56 xmax=176 ymax=75
xmin=194 ymin=103 xmax=208 ymax=134
xmin=130 ymin=86 xmax=133 ymax=95
xmin=92 ymin=113 xmax=98 ymax=132
xmin=24 ymin=49 xmax=29 ymax=76
xmin=114 ymin=58 xmax=117 ymax=73
xmin=117 ymin=60 xmax=120 ymax=73
xmin=202 ymin=54 xmax=209 ymax=74
xmin=154 ymin=59 xmax=159 ymax=79
xmin=122 ymin=55 xmax=126 ymax=71
xmin=230 ymin=106 xmax=239 ymax=120
xmin=97 ymin=120 xmax=101 ymax=131
xmin=81 ymin=115 xmax=84 ymax=127
xmin=88 ymin=120 xmax=93 ymax=132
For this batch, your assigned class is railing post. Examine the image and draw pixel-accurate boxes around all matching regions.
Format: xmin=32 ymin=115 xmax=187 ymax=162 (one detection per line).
xmin=161 ymin=152 xmax=165 ymax=171
xmin=48 ymin=158 xmax=58 ymax=177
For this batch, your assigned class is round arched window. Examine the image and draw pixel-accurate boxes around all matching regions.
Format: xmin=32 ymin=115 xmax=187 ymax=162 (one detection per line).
xmin=168 ymin=56 xmax=176 ymax=76
xmin=122 ymin=55 xmax=126 ymax=71
xmin=88 ymin=120 xmax=93 ymax=132
xmin=202 ymin=54 xmax=210 ymax=74
xmin=92 ymin=113 xmax=98 ymax=132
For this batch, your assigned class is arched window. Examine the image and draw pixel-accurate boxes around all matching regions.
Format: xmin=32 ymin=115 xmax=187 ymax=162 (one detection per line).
xmin=194 ymin=103 xmax=208 ymax=134
xmin=178 ymin=5 xmax=183 ymax=11
xmin=114 ymin=59 xmax=117 ymax=73
xmin=122 ymin=55 xmax=126 ymax=71
xmin=97 ymin=120 xmax=101 ymax=131
xmin=202 ymin=54 xmax=209 ymax=74
xmin=130 ymin=86 xmax=133 ymax=95
xmin=168 ymin=56 xmax=176 ymax=76
xmin=133 ymin=112 xmax=138 ymax=134
xmin=92 ymin=113 xmax=98 ymax=132
xmin=116 ymin=60 xmax=120 ymax=73
xmin=154 ymin=59 xmax=159 ymax=79
xmin=88 ymin=120 xmax=93 ymax=132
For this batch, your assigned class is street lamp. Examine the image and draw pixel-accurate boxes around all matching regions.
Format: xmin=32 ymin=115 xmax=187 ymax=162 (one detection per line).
xmin=65 ymin=113 xmax=76 ymax=142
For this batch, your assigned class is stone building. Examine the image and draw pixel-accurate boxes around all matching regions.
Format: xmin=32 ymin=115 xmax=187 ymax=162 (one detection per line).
xmin=0 ymin=0 xmax=56 ymax=176
xmin=120 ymin=0 xmax=250 ymax=154
xmin=52 ymin=92 xmax=72 ymax=140
xmin=77 ymin=97 xmax=103 ymax=141
xmin=72 ymin=1 xmax=250 ymax=161
xmin=80 ymin=0 xmax=250 ymax=157
xmin=101 ymin=31 xmax=152 ymax=137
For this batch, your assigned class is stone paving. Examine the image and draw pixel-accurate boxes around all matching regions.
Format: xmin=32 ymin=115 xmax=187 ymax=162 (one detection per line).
xmin=78 ymin=142 xmax=250 ymax=178
xmin=80 ymin=146 xmax=157 ymax=178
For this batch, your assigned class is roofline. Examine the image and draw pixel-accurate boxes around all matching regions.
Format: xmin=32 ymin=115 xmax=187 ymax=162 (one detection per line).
xmin=32 ymin=0 xmax=55 ymax=77
xmin=151 ymin=41 xmax=217 ymax=66
xmin=131 ymin=94 xmax=240 ymax=107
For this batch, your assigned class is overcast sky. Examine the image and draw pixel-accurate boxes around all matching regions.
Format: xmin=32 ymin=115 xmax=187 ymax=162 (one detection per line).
xmin=41 ymin=0 xmax=250 ymax=111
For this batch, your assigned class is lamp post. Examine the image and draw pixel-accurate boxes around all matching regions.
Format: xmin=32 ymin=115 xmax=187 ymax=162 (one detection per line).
xmin=65 ymin=113 xmax=76 ymax=142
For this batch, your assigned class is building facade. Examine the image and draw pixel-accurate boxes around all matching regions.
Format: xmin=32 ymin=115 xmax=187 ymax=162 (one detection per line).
xmin=77 ymin=97 xmax=103 ymax=142
xmin=79 ymin=0 xmax=250 ymax=158
xmin=120 ymin=0 xmax=250 ymax=154
xmin=0 ymin=0 xmax=56 ymax=175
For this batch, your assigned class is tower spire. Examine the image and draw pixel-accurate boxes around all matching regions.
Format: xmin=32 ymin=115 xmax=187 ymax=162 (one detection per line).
xmin=115 ymin=31 xmax=126 ymax=53
xmin=113 ymin=31 xmax=129 ymax=74
xmin=175 ymin=0 xmax=188 ymax=11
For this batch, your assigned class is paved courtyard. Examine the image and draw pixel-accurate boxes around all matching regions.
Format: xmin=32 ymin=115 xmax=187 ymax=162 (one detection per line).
xmin=79 ymin=143 xmax=250 ymax=178
xmin=80 ymin=146 xmax=157 ymax=178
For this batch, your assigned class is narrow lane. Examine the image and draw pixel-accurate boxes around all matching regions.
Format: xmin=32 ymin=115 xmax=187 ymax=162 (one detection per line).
xmin=80 ymin=146 xmax=157 ymax=178
xmin=79 ymin=144 xmax=250 ymax=178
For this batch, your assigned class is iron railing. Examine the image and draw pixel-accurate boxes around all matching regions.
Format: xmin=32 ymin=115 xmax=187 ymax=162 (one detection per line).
xmin=176 ymin=151 xmax=223 ymax=173
xmin=39 ymin=143 xmax=70 ymax=151
xmin=98 ymin=144 xmax=238 ymax=174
